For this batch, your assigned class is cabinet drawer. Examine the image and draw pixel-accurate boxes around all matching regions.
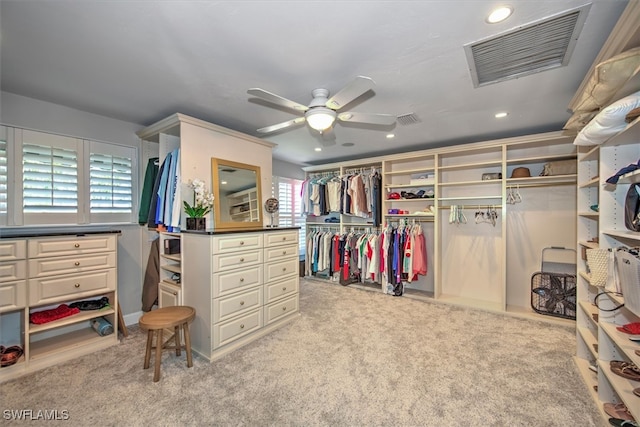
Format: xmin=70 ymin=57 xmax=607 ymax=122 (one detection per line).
xmin=213 ymin=287 xmax=263 ymax=324
xmin=0 ymin=240 xmax=26 ymax=262
xmin=264 ymin=276 xmax=298 ymax=304
xmin=264 ymin=294 xmax=298 ymax=325
xmin=213 ymin=265 xmax=262 ymax=298
xmin=159 ymin=282 xmax=182 ymax=308
xmin=213 ymin=309 xmax=262 ymax=349
xmin=29 ymin=268 xmax=116 ymax=306
xmin=212 ymin=234 xmax=262 ymax=254
xmin=264 ymin=231 xmax=298 ymax=247
xmin=28 ymin=235 xmax=116 ymax=258
xmin=213 ymin=249 xmax=262 ymax=272
xmin=0 ymin=260 xmax=27 ymax=283
xmin=0 ymin=280 xmax=27 ymax=312
xmin=28 ymin=252 xmax=116 ymax=278
xmin=265 ymin=258 xmax=298 ymax=283
xmin=263 ymin=244 xmax=298 ymax=263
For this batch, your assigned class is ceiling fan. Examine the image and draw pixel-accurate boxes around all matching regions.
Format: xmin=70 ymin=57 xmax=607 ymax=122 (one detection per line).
xmin=247 ymin=76 xmax=396 ymax=135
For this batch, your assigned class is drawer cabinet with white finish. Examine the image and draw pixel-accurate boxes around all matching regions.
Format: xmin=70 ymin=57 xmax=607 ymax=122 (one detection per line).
xmin=183 ymin=228 xmax=300 ymax=362
xmin=0 ymin=232 xmax=120 ymax=384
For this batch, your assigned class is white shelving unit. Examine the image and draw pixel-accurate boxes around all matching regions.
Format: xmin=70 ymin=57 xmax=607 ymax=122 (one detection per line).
xmin=158 ymin=232 xmax=182 ymax=307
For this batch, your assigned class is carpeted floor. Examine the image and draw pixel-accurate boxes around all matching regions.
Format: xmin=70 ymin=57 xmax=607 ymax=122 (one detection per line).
xmin=1 ymin=279 xmax=604 ymax=426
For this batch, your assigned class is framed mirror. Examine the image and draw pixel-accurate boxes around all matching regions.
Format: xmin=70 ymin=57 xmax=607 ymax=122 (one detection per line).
xmin=211 ymin=158 xmax=263 ymax=229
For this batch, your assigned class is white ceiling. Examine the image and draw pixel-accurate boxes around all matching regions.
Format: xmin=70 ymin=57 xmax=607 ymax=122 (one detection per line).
xmin=0 ymin=1 xmax=630 ymax=166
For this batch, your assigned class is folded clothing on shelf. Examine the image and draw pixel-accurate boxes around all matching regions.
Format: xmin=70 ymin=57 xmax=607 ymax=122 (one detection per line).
xmin=30 ymin=304 xmax=80 ymax=325
xmin=69 ymin=296 xmax=110 ymax=311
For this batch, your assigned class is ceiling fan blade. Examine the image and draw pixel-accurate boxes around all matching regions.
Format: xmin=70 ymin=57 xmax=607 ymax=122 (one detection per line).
xmin=337 ymin=111 xmax=397 ymax=126
xmin=325 ymin=76 xmax=375 ymax=110
xmin=248 ymin=88 xmax=309 ymax=112
xmin=257 ymin=117 xmax=306 ymax=134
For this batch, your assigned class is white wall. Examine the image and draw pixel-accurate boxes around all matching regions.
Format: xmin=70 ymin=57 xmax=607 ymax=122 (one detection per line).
xmin=1 ymin=92 xmax=149 ymax=317
xmin=273 ymin=158 xmax=305 ymax=180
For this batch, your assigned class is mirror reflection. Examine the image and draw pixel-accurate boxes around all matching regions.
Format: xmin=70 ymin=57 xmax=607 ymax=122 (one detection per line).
xmin=211 ymin=158 xmax=262 ymax=229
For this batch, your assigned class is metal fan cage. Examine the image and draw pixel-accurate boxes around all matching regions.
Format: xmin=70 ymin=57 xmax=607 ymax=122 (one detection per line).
xmin=531 ymin=272 xmax=577 ymax=320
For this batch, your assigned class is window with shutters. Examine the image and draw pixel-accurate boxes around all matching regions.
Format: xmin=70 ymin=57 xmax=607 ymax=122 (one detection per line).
xmin=272 ymin=176 xmax=305 ymax=254
xmin=0 ymin=127 xmax=7 ymax=224
xmin=21 ymin=130 xmax=81 ymax=221
xmin=89 ymin=140 xmax=135 ymax=223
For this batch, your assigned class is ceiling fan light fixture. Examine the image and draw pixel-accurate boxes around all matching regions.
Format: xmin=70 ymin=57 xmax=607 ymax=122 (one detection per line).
xmin=306 ymin=107 xmax=336 ymax=131
xmin=486 ymin=6 xmax=513 ymax=24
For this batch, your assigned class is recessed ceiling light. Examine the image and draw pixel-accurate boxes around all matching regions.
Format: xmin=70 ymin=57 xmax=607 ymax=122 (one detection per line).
xmin=495 ymin=112 xmax=508 ymax=118
xmin=386 ymin=134 xmax=395 ymax=139
xmin=486 ymin=6 xmax=513 ymax=24
xmin=314 ymin=147 xmax=322 ymax=152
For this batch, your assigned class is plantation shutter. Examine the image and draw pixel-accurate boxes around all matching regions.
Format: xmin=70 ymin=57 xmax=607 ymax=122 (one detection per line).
xmin=89 ymin=153 xmax=133 ymax=213
xmin=22 ymin=142 xmax=78 ymax=213
xmin=273 ymin=176 xmax=305 ymax=254
xmin=0 ymin=129 xmax=7 ymax=217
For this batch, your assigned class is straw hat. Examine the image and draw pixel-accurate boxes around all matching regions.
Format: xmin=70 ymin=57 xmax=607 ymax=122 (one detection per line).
xmin=511 ymin=167 xmax=531 ymax=178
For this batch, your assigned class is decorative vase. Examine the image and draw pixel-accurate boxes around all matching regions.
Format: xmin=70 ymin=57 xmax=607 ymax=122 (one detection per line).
xmin=186 ymin=217 xmax=206 ymax=231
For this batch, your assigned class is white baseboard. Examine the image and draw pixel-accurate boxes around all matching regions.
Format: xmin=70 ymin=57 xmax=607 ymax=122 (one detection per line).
xmin=123 ymin=310 xmax=143 ymax=326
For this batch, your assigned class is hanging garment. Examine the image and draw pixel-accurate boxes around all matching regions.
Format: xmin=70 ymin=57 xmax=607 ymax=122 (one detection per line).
xmin=138 ymin=158 xmax=159 ymax=225
xmin=142 ymin=238 xmax=160 ymax=312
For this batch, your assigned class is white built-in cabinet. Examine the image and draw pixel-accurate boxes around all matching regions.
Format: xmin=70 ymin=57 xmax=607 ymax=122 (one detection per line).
xmin=0 ymin=232 xmax=119 ymax=383
xmin=158 ymin=232 xmax=182 ymax=307
xmin=303 ymin=132 xmax=577 ymax=316
xmin=575 ymin=120 xmax=640 ymax=422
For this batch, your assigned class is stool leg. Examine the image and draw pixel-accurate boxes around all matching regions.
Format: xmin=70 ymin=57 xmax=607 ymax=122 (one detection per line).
xmin=183 ymin=322 xmax=193 ymax=368
xmin=174 ymin=325 xmax=181 ymax=356
xmin=153 ymin=329 xmax=163 ymax=382
xmin=143 ymin=330 xmax=153 ymax=369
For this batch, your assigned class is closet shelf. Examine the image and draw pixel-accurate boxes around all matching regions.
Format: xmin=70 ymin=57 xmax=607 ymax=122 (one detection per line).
xmin=578 ymin=211 xmax=599 ymax=218
xmin=602 ymin=230 xmax=640 ymax=242
xmin=600 ymin=322 xmax=640 ymax=364
xmin=573 ymin=358 xmax=600 ymax=409
xmin=578 ymin=270 xmax=592 ymax=285
xmin=579 ymin=146 xmax=599 ymax=162
xmin=29 ymin=306 xmax=115 ymax=334
xmin=578 ymin=300 xmax=598 ymax=326
xmin=577 ymin=326 xmax=598 ymax=359
xmin=598 ymin=358 xmax=640 ymax=422
xmin=602 ymin=117 xmax=640 ymax=148
xmin=506 ymin=153 xmax=576 ymax=165
xmin=384 ymin=198 xmax=435 ymax=203
xmin=506 ymin=174 xmax=577 ymax=186
xmin=439 ymin=179 xmax=502 ymax=187
xmin=29 ymin=328 xmax=111 ymax=361
xmin=160 ymin=253 xmax=181 ymax=262
xmin=438 ymin=195 xmax=502 ymax=202
xmin=437 ymin=159 xmax=502 ymax=171
xmin=384 ymin=183 xmax=434 ymax=189
xmin=579 ymin=177 xmax=599 ymax=188
xmin=617 ymin=169 xmax=640 ymax=185
xmin=578 ymin=240 xmax=599 ymax=249
xmin=160 ymin=264 xmax=181 ymax=274
xmin=384 ymin=167 xmax=434 ymax=176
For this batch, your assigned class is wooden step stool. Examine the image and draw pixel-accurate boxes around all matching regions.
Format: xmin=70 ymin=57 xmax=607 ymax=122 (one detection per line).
xmin=139 ymin=306 xmax=196 ymax=382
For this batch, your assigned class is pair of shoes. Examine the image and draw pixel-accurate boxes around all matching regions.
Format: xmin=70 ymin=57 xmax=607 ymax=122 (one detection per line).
xmin=610 ymin=361 xmax=640 ymax=381
xmin=593 ymin=343 xmax=599 ymax=353
xmin=617 ymin=323 xmax=640 ymax=335
xmin=0 ymin=345 xmax=23 ymax=367
xmin=604 ymin=403 xmax=636 ymax=421
xmin=609 ymin=417 xmax=639 ymax=427
xmin=634 ymin=387 xmax=640 ymax=397
xmin=401 ymin=191 xmax=418 ymax=199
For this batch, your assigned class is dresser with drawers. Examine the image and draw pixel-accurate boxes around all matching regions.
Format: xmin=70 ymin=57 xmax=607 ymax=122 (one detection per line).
xmin=182 ymin=227 xmax=299 ymax=361
xmin=0 ymin=231 xmax=119 ymax=382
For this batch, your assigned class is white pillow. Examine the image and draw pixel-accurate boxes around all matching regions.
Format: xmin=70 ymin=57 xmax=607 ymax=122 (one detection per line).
xmin=573 ymin=90 xmax=640 ymax=146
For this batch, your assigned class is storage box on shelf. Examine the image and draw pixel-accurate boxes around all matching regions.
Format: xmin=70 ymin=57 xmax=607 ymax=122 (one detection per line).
xmin=0 ymin=232 xmax=119 ymax=383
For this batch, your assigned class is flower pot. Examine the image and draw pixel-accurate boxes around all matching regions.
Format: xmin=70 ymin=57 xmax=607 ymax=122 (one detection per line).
xmin=186 ymin=217 xmax=206 ymax=231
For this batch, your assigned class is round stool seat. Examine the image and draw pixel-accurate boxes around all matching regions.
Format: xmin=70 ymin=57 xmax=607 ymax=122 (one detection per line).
xmin=139 ymin=306 xmax=195 ymax=330
xmin=139 ymin=306 xmax=196 ymax=382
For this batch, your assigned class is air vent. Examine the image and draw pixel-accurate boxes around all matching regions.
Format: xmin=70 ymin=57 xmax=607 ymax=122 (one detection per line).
xmin=396 ymin=113 xmax=421 ymax=126
xmin=464 ymin=5 xmax=590 ymax=87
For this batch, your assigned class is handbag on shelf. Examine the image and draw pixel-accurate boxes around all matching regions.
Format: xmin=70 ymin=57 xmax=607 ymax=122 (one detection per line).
xmin=541 ymin=159 xmax=577 ymax=176
xmin=586 ymin=248 xmax=615 ymax=289
xmin=615 ymin=248 xmax=640 ymax=317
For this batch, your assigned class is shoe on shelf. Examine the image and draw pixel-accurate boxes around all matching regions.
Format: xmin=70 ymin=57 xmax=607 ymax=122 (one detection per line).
xmin=610 ymin=361 xmax=640 ymax=382
xmin=609 ymin=418 xmax=639 ymax=427
xmin=634 ymin=387 xmax=640 ymax=398
xmin=604 ymin=403 xmax=636 ymax=421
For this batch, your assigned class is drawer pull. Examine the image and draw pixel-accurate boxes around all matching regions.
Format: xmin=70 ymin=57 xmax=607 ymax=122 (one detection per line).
xmin=282 ymin=251 xmax=287 ymax=255
xmin=74 ymin=283 xmax=80 ymax=288
xmin=239 ymin=278 xmax=244 ymax=283
xmin=282 ymin=287 xmax=287 ymax=291
xmin=282 ymin=267 xmax=287 ymax=272
xmin=74 ymin=261 xmax=80 ymax=266
xmin=240 ymin=301 xmax=245 ymax=306
xmin=173 ymin=291 xmax=177 ymax=296
xmin=240 ymin=324 xmax=245 ymax=329
xmin=239 ymin=241 xmax=245 ymax=246
xmin=240 ymin=258 xmax=245 ymax=262
xmin=282 ymin=237 xmax=286 ymax=241
xmin=282 ymin=306 xmax=287 ymax=311
xmin=74 ymin=243 xmax=80 ymax=248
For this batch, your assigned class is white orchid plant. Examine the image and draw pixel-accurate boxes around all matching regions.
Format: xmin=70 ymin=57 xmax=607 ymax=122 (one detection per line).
xmin=183 ymin=179 xmax=215 ymax=218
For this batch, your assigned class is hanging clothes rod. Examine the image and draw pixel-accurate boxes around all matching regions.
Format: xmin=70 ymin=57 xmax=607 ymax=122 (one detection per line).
xmin=437 ymin=205 xmax=503 ymax=210
xmin=506 ymin=181 xmax=575 ymax=189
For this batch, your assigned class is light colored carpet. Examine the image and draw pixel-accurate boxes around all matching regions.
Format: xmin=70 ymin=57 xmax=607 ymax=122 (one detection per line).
xmin=2 ymin=279 xmax=604 ymax=426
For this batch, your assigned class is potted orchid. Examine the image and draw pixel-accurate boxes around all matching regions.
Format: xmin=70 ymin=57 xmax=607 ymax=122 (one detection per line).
xmin=183 ymin=179 xmax=215 ymax=230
